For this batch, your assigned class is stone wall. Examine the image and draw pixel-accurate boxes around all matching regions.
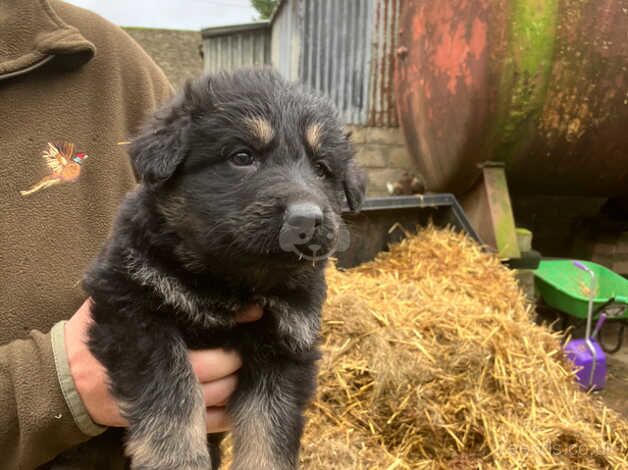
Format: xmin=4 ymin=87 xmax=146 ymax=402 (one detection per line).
xmin=124 ymin=27 xmax=203 ymax=90
xmin=574 ymin=222 xmax=628 ymax=276
xmin=591 ymin=232 xmax=628 ymax=275
xmin=513 ymin=195 xmax=628 ymax=275
xmin=346 ymin=125 xmax=415 ymax=195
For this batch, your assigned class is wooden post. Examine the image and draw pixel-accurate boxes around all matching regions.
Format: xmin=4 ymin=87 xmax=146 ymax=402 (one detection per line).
xmin=461 ymin=162 xmax=521 ymax=260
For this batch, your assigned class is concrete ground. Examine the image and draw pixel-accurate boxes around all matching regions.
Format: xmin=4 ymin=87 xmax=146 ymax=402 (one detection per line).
xmin=596 ymin=322 xmax=628 ymax=418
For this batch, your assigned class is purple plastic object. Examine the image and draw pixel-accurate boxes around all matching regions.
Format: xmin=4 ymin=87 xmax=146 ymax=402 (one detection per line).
xmin=591 ymin=313 xmax=607 ymax=339
xmin=564 ymin=260 xmax=607 ymax=390
xmin=564 ymin=338 xmax=607 ymax=391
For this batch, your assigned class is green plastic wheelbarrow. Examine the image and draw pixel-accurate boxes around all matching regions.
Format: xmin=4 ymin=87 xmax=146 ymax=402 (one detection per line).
xmin=535 ymin=259 xmax=628 ymax=352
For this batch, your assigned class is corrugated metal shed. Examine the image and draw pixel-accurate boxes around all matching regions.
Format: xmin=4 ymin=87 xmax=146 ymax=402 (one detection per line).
xmin=369 ymin=0 xmax=400 ymax=126
xmin=301 ymin=0 xmax=373 ymax=125
xmin=201 ymin=22 xmax=271 ymax=75
xmin=201 ymin=0 xmax=400 ymax=127
xmin=271 ymin=0 xmax=399 ymax=127
xmin=270 ymin=0 xmax=301 ymax=81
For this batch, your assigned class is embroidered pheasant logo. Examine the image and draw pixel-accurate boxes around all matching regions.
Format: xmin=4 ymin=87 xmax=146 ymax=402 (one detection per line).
xmin=20 ymin=142 xmax=89 ymax=196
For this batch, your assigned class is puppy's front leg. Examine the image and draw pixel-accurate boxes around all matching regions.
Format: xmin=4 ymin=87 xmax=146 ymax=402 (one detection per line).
xmin=90 ymin=323 xmax=209 ymax=470
xmin=229 ymin=357 xmax=317 ymax=470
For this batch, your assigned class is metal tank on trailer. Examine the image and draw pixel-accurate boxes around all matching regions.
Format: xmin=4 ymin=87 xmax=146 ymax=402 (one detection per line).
xmin=395 ymin=0 xmax=628 ymax=198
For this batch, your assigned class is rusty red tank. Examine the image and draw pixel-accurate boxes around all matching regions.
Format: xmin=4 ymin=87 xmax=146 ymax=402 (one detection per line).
xmin=395 ymin=0 xmax=628 ymax=197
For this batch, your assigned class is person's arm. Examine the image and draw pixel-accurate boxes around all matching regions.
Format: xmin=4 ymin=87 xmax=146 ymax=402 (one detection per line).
xmin=0 ymin=327 xmax=93 ymax=470
xmin=0 ymin=7 xmax=183 ymax=468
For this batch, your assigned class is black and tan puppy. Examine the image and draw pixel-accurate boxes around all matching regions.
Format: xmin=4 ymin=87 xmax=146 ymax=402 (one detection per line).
xmin=82 ymin=69 xmax=365 ymax=469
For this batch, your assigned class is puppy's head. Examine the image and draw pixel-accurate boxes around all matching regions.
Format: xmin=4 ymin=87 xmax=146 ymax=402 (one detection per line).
xmin=130 ymin=69 xmax=366 ymax=272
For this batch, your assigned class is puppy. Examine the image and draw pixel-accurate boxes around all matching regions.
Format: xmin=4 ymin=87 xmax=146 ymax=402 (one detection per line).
xmin=82 ymin=69 xmax=365 ymax=469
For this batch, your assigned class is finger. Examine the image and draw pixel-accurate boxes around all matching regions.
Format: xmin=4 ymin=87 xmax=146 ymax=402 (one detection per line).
xmin=235 ymin=304 xmax=263 ymax=323
xmin=109 ymin=410 xmax=129 ymax=428
xmin=189 ymin=349 xmax=242 ymax=383
xmin=206 ymin=407 xmax=230 ymax=433
xmin=67 ymin=298 xmax=94 ymax=339
xmin=200 ymin=374 xmax=238 ymax=407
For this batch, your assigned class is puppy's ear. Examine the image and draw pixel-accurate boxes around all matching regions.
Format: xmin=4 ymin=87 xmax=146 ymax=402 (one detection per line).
xmin=343 ymin=160 xmax=367 ymax=212
xmin=129 ymin=81 xmax=201 ymax=186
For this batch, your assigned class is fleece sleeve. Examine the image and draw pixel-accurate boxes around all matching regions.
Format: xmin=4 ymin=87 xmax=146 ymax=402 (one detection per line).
xmin=0 ymin=326 xmax=97 ymax=470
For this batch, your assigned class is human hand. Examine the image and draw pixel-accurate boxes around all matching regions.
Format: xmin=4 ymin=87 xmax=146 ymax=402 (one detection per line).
xmin=64 ymin=298 xmax=263 ymax=432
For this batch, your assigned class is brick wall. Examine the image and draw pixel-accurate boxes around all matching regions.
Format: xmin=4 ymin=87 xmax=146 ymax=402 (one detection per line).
xmin=346 ymin=125 xmax=416 ymax=195
xmin=124 ymin=27 xmax=203 ymax=90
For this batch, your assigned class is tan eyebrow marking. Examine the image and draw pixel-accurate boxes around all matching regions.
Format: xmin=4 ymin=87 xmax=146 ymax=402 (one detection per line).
xmin=305 ymin=123 xmax=323 ymax=152
xmin=244 ymin=116 xmax=274 ymax=145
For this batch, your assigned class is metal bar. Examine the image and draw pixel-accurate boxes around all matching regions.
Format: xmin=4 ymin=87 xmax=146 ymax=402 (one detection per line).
xmin=341 ymin=194 xmax=483 ymax=244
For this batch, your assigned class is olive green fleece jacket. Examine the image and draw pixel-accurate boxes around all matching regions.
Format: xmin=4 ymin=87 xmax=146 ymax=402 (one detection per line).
xmin=0 ymin=1 xmax=172 ymax=468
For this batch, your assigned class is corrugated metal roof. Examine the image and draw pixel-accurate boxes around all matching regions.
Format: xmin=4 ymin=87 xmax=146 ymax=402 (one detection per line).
xmin=269 ymin=0 xmax=288 ymax=23
xmin=202 ymin=28 xmax=270 ymax=75
xmin=201 ymin=21 xmax=269 ymax=38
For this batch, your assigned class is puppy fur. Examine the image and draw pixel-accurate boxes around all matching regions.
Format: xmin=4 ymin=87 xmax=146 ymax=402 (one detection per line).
xmin=73 ymin=69 xmax=365 ymax=469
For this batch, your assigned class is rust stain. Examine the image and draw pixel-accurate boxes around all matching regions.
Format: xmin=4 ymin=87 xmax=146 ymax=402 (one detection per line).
xmin=470 ymin=17 xmax=487 ymax=60
xmin=433 ymin=22 xmax=468 ymax=93
xmin=411 ymin=9 xmax=424 ymax=42
xmin=431 ymin=7 xmax=487 ymax=94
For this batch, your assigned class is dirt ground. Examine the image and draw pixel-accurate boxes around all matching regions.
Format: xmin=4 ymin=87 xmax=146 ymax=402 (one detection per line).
xmin=597 ymin=322 xmax=628 ymax=418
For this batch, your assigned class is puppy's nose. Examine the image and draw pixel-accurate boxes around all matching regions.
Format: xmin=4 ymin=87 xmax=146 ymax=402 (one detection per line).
xmin=285 ymin=202 xmax=323 ymax=228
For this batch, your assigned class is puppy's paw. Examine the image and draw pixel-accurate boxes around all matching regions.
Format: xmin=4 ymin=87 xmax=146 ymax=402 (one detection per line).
xmin=134 ymin=463 xmax=210 ymax=470
xmin=175 ymin=462 xmax=212 ymax=470
xmin=127 ymin=432 xmax=211 ymax=470
xmin=131 ymin=454 xmax=211 ymax=470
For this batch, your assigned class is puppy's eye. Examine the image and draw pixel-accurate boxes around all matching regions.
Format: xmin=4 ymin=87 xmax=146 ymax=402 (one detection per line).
xmin=314 ymin=161 xmax=331 ymax=179
xmin=230 ymin=151 xmax=256 ymax=167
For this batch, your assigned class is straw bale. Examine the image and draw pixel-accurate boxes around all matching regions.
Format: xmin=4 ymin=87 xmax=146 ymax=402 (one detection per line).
xmin=297 ymin=226 xmax=628 ymax=469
